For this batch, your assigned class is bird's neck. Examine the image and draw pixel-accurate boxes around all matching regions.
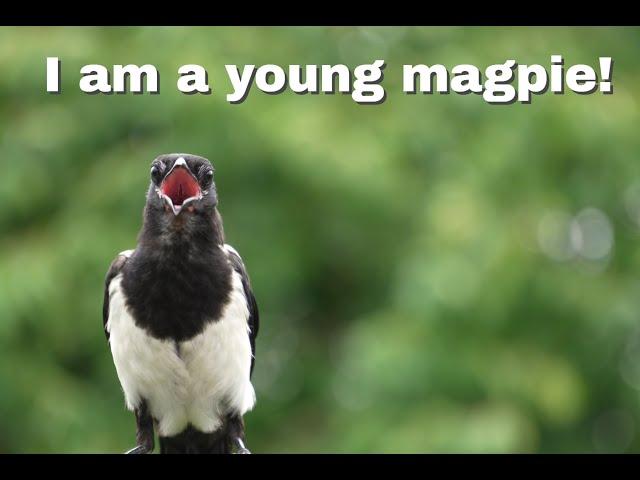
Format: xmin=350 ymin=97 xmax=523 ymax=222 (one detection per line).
xmin=138 ymin=208 xmax=226 ymax=254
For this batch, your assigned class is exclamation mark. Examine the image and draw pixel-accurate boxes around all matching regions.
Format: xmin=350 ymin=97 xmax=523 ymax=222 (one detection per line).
xmin=599 ymin=57 xmax=613 ymax=94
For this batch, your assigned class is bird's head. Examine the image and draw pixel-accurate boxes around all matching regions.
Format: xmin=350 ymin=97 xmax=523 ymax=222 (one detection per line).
xmin=147 ymin=153 xmax=217 ymax=215
xmin=142 ymin=153 xmax=223 ymax=243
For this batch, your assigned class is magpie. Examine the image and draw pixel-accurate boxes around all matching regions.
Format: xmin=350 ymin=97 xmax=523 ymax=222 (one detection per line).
xmin=102 ymin=153 xmax=259 ymax=454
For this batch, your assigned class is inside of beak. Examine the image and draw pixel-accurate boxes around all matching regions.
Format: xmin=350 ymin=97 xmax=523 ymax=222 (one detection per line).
xmin=160 ymin=167 xmax=201 ymax=212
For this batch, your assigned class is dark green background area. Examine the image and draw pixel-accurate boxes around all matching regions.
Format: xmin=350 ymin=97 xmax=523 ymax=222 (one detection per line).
xmin=1 ymin=26 xmax=639 ymax=453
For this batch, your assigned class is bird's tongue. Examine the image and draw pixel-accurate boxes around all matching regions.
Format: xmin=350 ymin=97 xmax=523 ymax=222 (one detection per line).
xmin=161 ymin=167 xmax=201 ymax=206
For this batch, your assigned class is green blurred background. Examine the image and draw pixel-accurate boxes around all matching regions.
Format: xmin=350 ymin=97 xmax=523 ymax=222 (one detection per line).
xmin=0 ymin=26 xmax=639 ymax=453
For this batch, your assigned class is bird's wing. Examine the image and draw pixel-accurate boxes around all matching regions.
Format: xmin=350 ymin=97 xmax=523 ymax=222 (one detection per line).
xmin=223 ymin=244 xmax=259 ymax=377
xmin=102 ymin=249 xmax=134 ymax=342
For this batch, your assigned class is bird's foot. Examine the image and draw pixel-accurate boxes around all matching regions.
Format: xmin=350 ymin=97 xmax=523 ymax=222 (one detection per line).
xmin=125 ymin=445 xmax=151 ymax=454
xmin=233 ymin=438 xmax=251 ymax=454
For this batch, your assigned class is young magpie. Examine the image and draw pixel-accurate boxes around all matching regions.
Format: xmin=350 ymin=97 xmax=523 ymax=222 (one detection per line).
xmin=102 ymin=153 xmax=259 ymax=454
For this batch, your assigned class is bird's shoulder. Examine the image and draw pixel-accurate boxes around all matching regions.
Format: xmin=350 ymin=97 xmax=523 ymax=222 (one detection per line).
xmin=102 ymin=249 xmax=135 ymax=341
xmin=106 ymin=249 xmax=134 ymax=285
xmin=221 ymin=244 xmax=246 ymax=270
xmin=221 ymin=243 xmax=255 ymax=293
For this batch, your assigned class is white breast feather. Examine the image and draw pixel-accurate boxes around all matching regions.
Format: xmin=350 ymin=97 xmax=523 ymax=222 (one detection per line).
xmin=106 ymin=271 xmax=255 ymax=437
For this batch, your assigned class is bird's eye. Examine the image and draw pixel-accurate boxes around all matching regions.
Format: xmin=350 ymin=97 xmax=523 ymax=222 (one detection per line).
xmin=203 ymin=169 xmax=214 ymax=185
xmin=151 ymin=164 xmax=163 ymax=184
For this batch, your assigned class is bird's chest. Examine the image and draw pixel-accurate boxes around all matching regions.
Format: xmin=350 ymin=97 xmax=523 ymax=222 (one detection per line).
xmin=107 ymin=273 xmax=255 ymax=436
xmin=120 ymin=251 xmax=234 ymax=341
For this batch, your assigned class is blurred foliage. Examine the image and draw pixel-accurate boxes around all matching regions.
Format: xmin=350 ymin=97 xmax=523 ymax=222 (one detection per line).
xmin=1 ymin=26 xmax=640 ymax=453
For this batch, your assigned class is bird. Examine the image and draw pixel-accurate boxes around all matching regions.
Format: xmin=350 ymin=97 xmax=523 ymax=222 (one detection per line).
xmin=102 ymin=153 xmax=259 ymax=454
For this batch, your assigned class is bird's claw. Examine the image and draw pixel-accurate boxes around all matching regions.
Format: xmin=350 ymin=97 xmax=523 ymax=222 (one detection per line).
xmin=125 ymin=445 xmax=150 ymax=454
xmin=233 ymin=438 xmax=251 ymax=454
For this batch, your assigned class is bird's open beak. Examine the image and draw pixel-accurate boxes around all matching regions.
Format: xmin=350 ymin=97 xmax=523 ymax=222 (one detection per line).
xmin=156 ymin=157 xmax=202 ymax=215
